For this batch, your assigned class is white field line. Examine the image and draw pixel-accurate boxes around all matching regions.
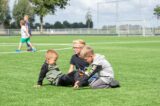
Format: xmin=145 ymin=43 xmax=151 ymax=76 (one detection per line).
xmin=0 ymin=47 xmax=72 ymax=54
xmin=88 ymin=40 xmax=160 ymax=45
xmin=0 ymin=43 xmax=71 ymax=46
xmin=0 ymin=40 xmax=160 ymax=54
xmin=0 ymin=40 xmax=160 ymax=47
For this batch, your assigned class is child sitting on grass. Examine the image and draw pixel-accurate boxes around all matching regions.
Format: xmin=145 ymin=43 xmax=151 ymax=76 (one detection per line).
xmin=34 ymin=49 xmax=63 ymax=87
xmin=34 ymin=49 xmax=86 ymax=88
xmin=16 ymin=20 xmax=35 ymax=52
xmin=74 ymin=45 xmax=120 ymax=89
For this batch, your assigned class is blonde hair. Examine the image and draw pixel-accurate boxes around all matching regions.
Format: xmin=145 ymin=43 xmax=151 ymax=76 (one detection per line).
xmin=24 ymin=15 xmax=29 ymax=19
xmin=20 ymin=20 xmax=25 ymax=25
xmin=80 ymin=45 xmax=94 ymax=58
xmin=45 ymin=49 xmax=58 ymax=59
xmin=73 ymin=39 xmax=86 ymax=45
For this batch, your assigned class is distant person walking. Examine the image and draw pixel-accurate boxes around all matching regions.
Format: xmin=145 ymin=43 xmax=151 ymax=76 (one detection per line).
xmin=16 ymin=20 xmax=35 ymax=52
xmin=24 ymin=15 xmax=33 ymax=51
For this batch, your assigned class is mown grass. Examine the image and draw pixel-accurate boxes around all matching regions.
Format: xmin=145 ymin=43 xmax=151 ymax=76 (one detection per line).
xmin=0 ymin=36 xmax=160 ymax=106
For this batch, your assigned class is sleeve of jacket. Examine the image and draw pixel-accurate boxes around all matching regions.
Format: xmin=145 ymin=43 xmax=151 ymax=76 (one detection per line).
xmin=78 ymin=65 xmax=102 ymax=87
xmin=87 ymin=65 xmax=102 ymax=80
xmin=37 ymin=62 xmax=48 ymax=85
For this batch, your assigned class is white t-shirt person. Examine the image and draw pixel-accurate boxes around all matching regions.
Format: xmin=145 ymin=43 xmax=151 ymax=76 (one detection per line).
xmin=21 ymin=25 xmax=29 ymax=38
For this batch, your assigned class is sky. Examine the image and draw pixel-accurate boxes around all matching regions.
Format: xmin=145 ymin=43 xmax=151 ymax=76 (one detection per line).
xmin=9 ymin=0 xmax=160 ymax=28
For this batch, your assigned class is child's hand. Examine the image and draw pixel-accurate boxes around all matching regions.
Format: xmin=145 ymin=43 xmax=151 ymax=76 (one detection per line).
xmin=27 ymin=35 xmax=30 ymax=38
xmin=73 ymin=81 xmax=80 ymax=89
xmin=33 ymin=84 xmax=42 ymax=88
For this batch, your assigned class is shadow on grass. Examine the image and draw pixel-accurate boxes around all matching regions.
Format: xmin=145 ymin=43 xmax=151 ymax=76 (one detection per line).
xmin=39 ymin=83 xmax=120 ymax=91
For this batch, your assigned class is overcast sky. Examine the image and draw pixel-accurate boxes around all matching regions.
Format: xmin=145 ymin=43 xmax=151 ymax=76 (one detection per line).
xmin=9 ymin=0 xmax=160 ymax=28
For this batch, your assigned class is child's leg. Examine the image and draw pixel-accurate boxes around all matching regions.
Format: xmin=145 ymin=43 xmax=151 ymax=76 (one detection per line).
xmin=18 ymin=42 xmax=22 ymax=50
xmin=57 ymin=74 xmax=74 ymax=86
xmin=17 ymin=38 xmax=26 ymax=50
xmin=26 ymin=42 xmax=30 ymax=48
xmin=74 ymin=71 xmax=89 ymax=87
xmin=26 ymin=41 xmax=36 ymax=52
xmin=57 ymin=71 xmax=76 ymax=86
xmin=27 ymin=42 xmax=33 ymax=49
xmin=90 ymin=78 xmax=110 ymax=89
xmin=26 ymin=38 xmax=35 ymax=49
xmin=26 ymin=37 xmax=32 ymax=49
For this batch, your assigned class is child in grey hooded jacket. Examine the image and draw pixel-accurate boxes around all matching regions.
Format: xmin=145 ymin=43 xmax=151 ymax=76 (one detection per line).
xmin=74 ymin=45 xmax=118 ymax=89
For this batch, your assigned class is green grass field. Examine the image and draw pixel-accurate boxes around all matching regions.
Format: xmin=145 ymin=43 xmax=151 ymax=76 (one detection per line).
xmin=0 ymin=36 xmax=160 ymax=106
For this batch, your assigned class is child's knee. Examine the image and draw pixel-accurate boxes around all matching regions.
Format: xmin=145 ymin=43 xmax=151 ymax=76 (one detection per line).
xmin=89 ymin=82 xmax=97 ymax=88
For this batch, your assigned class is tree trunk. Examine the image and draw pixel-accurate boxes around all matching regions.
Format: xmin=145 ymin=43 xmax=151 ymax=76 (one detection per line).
xmin=40 ymin=15 xmax=43 ymax=33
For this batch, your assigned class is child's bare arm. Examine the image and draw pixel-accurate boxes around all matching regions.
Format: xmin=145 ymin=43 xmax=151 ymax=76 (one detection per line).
xmin=24 ymin=28 xmax=30 ymax=37
xmin=68 ymin=64 xmax=74 ymax=73
xmin=25 ymin=31 xmax=30 ymax=37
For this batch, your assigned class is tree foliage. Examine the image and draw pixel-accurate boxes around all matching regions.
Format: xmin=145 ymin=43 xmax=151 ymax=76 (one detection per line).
xmin=0 ymin=0 xmax=10 ymax=25
xmin=42 ymin=21 xmax=86 ymax=29
xmin=13 ymin=0 xmax=34 ymax=28
xmin=3 ymin=9 xmax=11 ymax=28
xmin=85 ymin=9 xmax=93 ymax=28
xmin=154 ymin=5 xmax=160 ymax=19
xmin=30 ymin=0 xmax=70 ymax=32
xmin=86 ymin=19 xmax=93 ymax=28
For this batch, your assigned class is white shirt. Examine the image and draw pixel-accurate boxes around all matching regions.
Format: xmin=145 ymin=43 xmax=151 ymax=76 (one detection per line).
xmin=21 ymin=26 xmax=28 ymax=38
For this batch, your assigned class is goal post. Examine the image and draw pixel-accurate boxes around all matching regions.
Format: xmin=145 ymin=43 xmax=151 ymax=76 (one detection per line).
xmin=116 ymin=19 xmax=154 ymax=36
xmin=97 ymin=0 xmax=155 ymax=36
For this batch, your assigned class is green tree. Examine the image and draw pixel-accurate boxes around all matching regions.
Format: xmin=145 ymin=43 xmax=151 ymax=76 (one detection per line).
xmin=44 ymin=22 xmax=51 ymax=29
xmin=85 ymin=9 xmax=93 ymax=28
xmin=54 ymin=21 xmax=65 ymax=28
xmin=0 ymin=0 xmax=10 ymax=27
xmin=154 ymin=5 xmax=160 ymax=19
xmin=34 ymin=23 xmax=40 ymax=30
xmin=86 ymin=19 xmax=93 ymax=28
xmin=13 ymin=0 xmax=34 ymax=28
xmin=30 ymin=0 xmax=70 ymax=32
xmin=3 ymin=11 xmax=11 ymax=28
xmin=63 ymin=20 xmax=71 ymax=28
xmin=78 ymin=22 xmax=86 ymax=28
xmin=71 ymin=22 xmax=79 ymax=28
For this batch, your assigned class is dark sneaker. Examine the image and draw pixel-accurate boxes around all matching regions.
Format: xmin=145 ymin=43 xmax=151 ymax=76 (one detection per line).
xmin=27 ymin=48 xmax=32 ymax=51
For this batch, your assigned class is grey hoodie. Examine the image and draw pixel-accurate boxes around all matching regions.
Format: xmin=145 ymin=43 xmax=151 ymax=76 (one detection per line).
xmin=91 ymin=54 xmax=114 ymax=83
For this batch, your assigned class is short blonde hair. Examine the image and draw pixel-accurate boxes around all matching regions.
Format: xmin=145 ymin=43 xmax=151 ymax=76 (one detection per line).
xmin=73 ymin=39 xmax=86 ymax=45
xmin=20 ymin=20 xmax=25 ymax=25
xmin=80 ymin=45 xmax=94 ymax=58
xmin=24 ymin=15 xmax=29 ymax=19
xmin=45 ymin=49 xmax=58 ymax=59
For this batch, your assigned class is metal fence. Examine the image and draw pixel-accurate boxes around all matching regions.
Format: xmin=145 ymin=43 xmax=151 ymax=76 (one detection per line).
xmin=0 ymin=28 xmax=160 ymax=36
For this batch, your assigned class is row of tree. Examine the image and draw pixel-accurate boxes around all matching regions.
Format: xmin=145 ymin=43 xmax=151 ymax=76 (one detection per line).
xmin=10 ymin=20 xmax=93 ymax=29
xmin=42 ymin=21 xmax=93 ymax=29
xmin=0 ymin=0 xmax=93 ymax=31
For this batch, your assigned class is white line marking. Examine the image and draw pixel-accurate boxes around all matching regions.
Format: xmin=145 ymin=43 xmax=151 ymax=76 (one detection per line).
xmin=0 ymin=43 xmax=71 ymax=46
xmin=0 ymin=40 xmax=159 ymax=47
xmin=0 ymin=40 xmax=159 ymax=54
xmin=88 ymin=40 xmax=160 ymax=45
xmin=0 ymin=47 xmax=71 ymax=54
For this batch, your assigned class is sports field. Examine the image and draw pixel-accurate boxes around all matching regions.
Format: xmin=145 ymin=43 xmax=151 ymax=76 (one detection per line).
xmin=0 ymin=35 xmax=160 ymax=106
